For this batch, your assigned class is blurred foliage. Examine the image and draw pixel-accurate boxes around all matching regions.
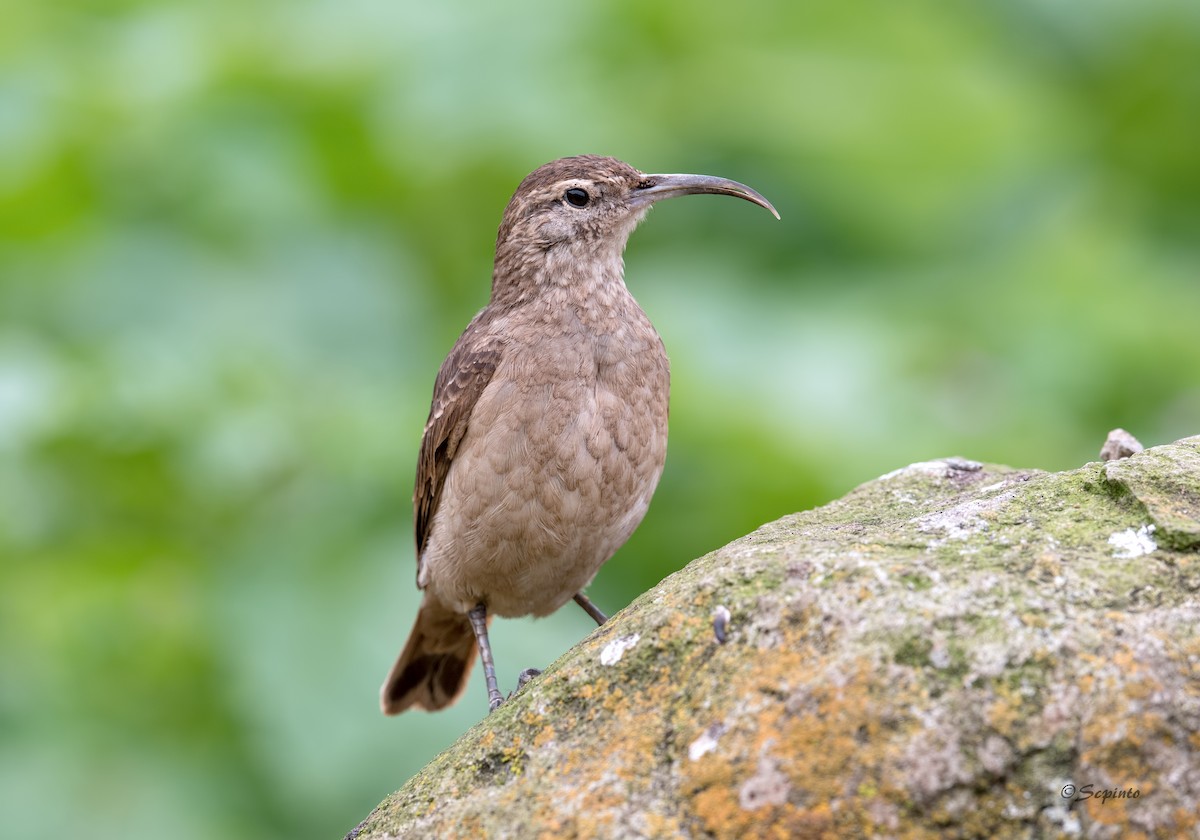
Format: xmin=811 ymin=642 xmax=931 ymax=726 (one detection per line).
xmin=2 ymin=0 xmax=1198 ymax=837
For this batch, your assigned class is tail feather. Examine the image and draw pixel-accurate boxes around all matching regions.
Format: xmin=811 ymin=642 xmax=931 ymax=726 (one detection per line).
xmin=380 ymin=600 xmax=477 ymax=714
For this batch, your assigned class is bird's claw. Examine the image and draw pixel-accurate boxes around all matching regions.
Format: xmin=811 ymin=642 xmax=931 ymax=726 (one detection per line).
xmin=516 ymin=668 xmax=542 ymax=689
xmin=486 ymin=668 xmax=544 ymax=713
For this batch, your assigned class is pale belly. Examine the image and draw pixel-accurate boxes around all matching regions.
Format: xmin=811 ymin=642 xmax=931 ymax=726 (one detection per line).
xmin=419 ymin=368 xmax=668 ymax=618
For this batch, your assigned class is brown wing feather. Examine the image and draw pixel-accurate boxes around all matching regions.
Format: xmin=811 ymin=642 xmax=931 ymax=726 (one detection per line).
xmin=413 ymin=314 xmax=504 ymax=582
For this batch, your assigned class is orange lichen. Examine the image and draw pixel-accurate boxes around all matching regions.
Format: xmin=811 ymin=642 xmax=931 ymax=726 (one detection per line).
xmin=599 ymin=686 xmax=626 ymax=713
xmin=639 ymin=812 xmax=683 ymax=836
xmin=532 ymin=724 xmax=556 ymax=748
xmin=985 ymin=682 xmax=1024 ymax=737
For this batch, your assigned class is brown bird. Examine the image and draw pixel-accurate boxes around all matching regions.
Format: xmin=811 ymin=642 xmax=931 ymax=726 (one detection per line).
xmin=380 ymin=155 xmax=778 ymax=714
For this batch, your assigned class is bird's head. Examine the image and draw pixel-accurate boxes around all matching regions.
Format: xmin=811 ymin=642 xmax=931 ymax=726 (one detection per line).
xmin=492 ymin=155 xmax=778 ymax=300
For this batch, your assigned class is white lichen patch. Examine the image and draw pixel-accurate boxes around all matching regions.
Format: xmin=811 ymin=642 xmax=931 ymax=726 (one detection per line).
xmin=912 ymin=491 xmax=1016 ymax=542
xmin=879 ymin=460 xmax=955 ymax=481
xmin=599 ymin=633 xmax=640 ymax=666
xmin=978 ymin=735 xmax=1015 ymax=776
xmin=929 ymin=638 xmax=952 ymax=669
xmin=1108 ymin=524 xmax=1157 ymax=559
xmin=687 ymin=722 xmax=725 ymax=762
xmin=879 ymin=457 xmax=982 ymax=482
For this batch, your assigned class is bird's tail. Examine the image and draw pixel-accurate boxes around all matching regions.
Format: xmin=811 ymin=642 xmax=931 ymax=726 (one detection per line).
xmin=380 ymin=598 xmax=478 ymax=715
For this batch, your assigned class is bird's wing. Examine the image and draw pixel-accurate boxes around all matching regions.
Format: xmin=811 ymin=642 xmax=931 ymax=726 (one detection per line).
xmin=413 ymin=315 xmax=504 ymax=583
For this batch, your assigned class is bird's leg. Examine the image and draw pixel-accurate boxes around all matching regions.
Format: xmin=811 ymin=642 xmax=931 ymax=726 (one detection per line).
xmin=573 ymin=592 xmax=608 ymax=626
xmin=467 ymin=604 xmax=505 ymax=712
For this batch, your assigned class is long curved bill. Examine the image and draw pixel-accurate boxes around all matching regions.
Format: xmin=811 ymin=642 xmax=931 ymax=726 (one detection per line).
xmin=630 ymin=172 xmax=780 ymax=219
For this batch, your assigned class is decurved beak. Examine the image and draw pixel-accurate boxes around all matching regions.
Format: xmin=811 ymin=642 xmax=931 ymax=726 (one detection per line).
xmin=631 ymin=173 xmax=780 ymax=219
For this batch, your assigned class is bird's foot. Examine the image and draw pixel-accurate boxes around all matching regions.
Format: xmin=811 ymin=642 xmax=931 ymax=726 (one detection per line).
xmin=516 ymin=667 xmax=542 ymax=689
xmin=498 ymin=668 xmax=543 ymax=706
xmin=486 ymin=669 xmax=544 ymax=713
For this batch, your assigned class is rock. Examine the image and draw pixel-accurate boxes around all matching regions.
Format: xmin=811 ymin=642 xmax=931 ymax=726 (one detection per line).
xmin=1100 ymin=428 xmax=1144 ymax=462
xmin=350 ymin=437 xmax=1200 ymax=840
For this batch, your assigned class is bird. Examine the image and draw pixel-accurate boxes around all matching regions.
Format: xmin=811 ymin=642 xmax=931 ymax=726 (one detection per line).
xmin=380 ymin=154 xmax=778 ymax=715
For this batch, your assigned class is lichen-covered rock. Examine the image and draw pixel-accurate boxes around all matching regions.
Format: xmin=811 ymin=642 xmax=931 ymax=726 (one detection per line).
xmin=349 ymin=437 xmax=1200 ymax=840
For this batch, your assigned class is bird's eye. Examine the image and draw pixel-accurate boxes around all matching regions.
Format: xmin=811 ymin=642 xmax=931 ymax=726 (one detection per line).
xmin=564 ymin=188 xmax=590 ymax=208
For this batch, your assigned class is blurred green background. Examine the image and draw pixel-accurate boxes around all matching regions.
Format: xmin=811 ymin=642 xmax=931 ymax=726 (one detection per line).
xmin=2 ymin=0 xmax=1198 ymax=837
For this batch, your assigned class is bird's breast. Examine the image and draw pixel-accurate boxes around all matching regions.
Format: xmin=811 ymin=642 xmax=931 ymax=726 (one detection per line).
xmin=421 ymin=305 xmax=670 ymax=617
xmin=511 ymin=314 xmax=669 ymax=489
